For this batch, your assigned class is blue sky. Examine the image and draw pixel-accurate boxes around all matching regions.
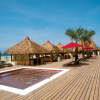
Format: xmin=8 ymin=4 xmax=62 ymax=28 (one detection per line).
xmin=0 ymin=0 xmax=100 ymax=52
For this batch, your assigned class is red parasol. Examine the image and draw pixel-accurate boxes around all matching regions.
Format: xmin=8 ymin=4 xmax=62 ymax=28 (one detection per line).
xmin=62 ymin=42 xmax=83 ymax=48
xmin=84 ymin=46 xmax=94 ymax=50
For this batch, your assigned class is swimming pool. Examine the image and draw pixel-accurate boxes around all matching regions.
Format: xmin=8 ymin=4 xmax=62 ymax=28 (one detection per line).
xmin=0 ymin=67 xmax=70 ymax=95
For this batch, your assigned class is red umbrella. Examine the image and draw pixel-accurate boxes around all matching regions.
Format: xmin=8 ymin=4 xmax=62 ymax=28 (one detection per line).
xmin=62 ymin=42 xmax=83 ymax=48
xmin=84 ymin=46 xmax=94 ymax=50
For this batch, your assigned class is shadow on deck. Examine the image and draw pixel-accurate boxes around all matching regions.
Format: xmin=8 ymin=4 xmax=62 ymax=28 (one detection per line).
xmin=63 ymin=61 xmax=89 ymax=67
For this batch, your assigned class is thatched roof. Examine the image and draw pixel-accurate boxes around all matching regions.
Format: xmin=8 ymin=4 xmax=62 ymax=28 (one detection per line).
xmin=57 ymin=43 xmax=72 ymax=53
xmin=79 ymin=39 xmax=97 ymax=51
xmin=89 ymin=39 xmax=97 ymax=49
xmin=78 ymin=40 xmax=83 ymax=51
xmin=56 ymin=43 xmax=63 ymax=51
xmin=42 ymin=41 xmax=61 ymax=53
xmin=5 ymin=37 xmax=48 ymax=54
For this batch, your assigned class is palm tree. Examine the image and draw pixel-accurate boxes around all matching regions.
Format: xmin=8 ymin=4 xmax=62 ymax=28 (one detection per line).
xmin=79 ymin=29 xmax=95 ymax=57
xmin=65 ymin=29 xmax=78 ymax=43
xmin=65 ymin=27 xmax=96 ymax=63
xmin=65 ymin=29 xmax=79 ymax=63
xmin=73 ymin=27 xmax=95 ymax=54
xmin=81 ymin=29 xmax=95 ymax=46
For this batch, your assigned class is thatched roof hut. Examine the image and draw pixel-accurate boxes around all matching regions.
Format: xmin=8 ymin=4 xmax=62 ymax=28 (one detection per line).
xmin=5 ymin=37 xmax=48 ymax=54
xmin=56 ymin=43 xmax=63 ymax=52
xmin=79 ymin=39 xmax=97 ymax=51
xmin=42 ymin=40 xmax=61 ymax=53
xmin=78 ymin=40 xmax=83 ymax=51
xmin=89 ymin=39 xmax=97 ymax=49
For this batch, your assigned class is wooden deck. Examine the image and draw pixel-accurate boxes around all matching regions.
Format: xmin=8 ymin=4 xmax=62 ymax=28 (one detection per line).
xmin=0 ymin=56 xmax=100 ymax=100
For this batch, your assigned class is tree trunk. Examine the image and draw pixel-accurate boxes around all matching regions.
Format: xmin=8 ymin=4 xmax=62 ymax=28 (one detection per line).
xmin=75 ymin=47 xmax=79 ymax=64
xmin=82 ymin=47 xmax=85 ymax=58
xmin=81 ymin=41 xmax=85 ymax=58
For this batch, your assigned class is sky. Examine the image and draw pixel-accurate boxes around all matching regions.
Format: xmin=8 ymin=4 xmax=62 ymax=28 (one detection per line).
xmin=0 ymin=0 xmax=100 ymax=53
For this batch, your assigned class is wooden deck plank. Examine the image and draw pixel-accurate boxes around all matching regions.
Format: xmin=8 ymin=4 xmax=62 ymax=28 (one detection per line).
xmin=47 ymin=71 xmax=85 ymax=99
xmin=0 ymin=56 xmax=100 ymax=100
xmin=70 ymin=69 xmax=93 ymax=100
xmin=74 ymin=69 xmax=94 ymax=100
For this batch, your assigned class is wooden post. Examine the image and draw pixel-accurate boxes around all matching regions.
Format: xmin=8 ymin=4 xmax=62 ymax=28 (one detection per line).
xmin=11 ymin=54 xmax=12 ymax=61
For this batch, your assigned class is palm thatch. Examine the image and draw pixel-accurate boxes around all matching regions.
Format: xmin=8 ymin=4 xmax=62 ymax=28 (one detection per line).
xmin=42 ymin=40 xmax=61 ymax=53
xmin=5 ymin=37 xmax=48 ymax=54
xmin=56 ymin=43 xmax=63 ymax=52
xmin=78 ymin=40 xmax=83 ymax=51
xmin=89 ymin=39 xmax=97 ymax=49
xmin=79 ymin=39 xmax=97 ymax=51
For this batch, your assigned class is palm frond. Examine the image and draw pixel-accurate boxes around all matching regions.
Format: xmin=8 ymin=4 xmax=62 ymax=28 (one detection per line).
xmin=88 ymin=30 xmax=96 ymax=37
xmin=65 ymin=29 xmax=78 ymax=41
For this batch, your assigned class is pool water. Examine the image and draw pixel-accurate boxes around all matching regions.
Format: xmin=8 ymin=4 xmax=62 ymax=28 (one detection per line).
xmin=0 ymin=68 xmax=61 ymax=89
